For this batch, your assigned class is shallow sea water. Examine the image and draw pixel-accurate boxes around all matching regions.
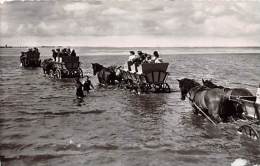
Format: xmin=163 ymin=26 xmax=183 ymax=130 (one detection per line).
xmin=0 ymin=47 xmax=260 ymax=166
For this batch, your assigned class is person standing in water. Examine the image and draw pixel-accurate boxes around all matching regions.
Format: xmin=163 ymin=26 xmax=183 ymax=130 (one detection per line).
xmin=75 ymin=77 xmax=84 ymax=98
xmin=83 ymin=76 xmax=94 ymax=94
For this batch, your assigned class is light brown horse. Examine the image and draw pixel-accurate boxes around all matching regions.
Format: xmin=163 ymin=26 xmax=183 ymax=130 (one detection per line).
xmin=178 ymin=78 xmax=230 ymax=123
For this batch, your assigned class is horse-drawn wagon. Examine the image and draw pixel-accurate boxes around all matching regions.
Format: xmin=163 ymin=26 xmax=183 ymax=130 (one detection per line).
xmin=229 ymin=95 xmax=260 ymax=140
xmin=120 ymin=62 xmax=171 ymax=93
xmin=201 ymin=79 xmax=260 ymax=140
xmin=42 ymin=56 xmax=83 ymax=79
xmin=20 ymin=48 xmax=41 ymax=67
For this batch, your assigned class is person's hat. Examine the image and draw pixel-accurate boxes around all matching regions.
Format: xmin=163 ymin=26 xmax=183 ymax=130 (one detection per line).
xmin=153 ymin=51 xmax=159 ymax=57
xmin=129 ymin=51 xmax=135 ymax=55
xmin=137 ymin=51 xmax=143 ymax=55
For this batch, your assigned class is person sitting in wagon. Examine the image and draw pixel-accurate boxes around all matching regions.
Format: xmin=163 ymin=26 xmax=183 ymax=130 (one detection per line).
xmin=20 ymin=52 xmax=26 ymax=64
xmin=67 ymin=48 xmax=71 ymax=56
xmin=52 ymin=49 xmax=57 ymax=61
xmin=143 ymin=53 xmax=152 ymax=63
xmin=33 ymin=47 xmax=40 ymax=59
xmin=151 ymin=51 xmax=163 ymax=63
xmin=62 ymin=48 xmax=68 ymax=58
xmin=27 ymin=48 xmax=33 ymax=58
xmin=127 ymin=51 xmax=136 ymax=71
xmin=128 ymin=51 xmax=136 ymax=62
xmin=56 ymin=49 xmax=62 ymax=62
xmin=71 ymin=49 xmax=76 ymax=57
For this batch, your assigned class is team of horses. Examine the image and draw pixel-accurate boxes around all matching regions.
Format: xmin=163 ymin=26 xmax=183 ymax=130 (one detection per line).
xmin=91 ymin=63 xmax=253 ymax=124
xmin=42 ymin=58 xmax=56 ymax=75
xmin=91 ymin=63 xmax=123 ymax=86
xmin=178 ymin=78 xmax=253 ymax=123
xmin=91 ymin=62 xmax=253 ymax=124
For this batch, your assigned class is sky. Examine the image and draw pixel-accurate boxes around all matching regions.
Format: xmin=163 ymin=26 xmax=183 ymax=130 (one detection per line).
xmin=0 ymin=0 xmax=260 ymax=47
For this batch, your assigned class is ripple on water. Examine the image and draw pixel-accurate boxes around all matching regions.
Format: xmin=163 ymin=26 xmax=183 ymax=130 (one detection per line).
xmin=1 ymin=52 xmax=260 ymax=166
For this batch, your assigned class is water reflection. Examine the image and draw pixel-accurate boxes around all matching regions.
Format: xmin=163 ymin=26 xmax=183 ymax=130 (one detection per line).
xmin=121 ymin=94 xmax=169 ymax=147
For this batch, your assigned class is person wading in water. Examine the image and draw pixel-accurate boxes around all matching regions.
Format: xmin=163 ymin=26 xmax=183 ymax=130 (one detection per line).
xmin=75 ymin=77 xmax=84 ymax=98
xmin=83 ymin=76 xmax=94 ymax=94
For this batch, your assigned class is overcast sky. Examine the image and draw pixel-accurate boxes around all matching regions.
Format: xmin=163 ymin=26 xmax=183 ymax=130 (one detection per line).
xmin=1 ymin=0 xmax=260 ymax=47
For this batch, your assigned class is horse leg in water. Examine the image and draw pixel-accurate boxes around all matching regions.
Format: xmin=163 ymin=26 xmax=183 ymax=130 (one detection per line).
xmin=109 ymin=74 xmax=115 ymax=85
xmin=97 ymin=70 xmax=106 ymax=85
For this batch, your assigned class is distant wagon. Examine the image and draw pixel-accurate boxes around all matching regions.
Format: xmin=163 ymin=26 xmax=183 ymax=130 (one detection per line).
xmin=20 ymin=48 xmax=41 ymax=67
xmin=120 ymin=62 xmax=171 ymax=93
xmin=42 ymin=56 xmax=83 ymax=79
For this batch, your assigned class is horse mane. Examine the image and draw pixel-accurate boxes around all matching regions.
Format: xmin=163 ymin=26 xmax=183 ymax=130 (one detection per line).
xmin=202 ymin=79 xmax=225 ymax=89
xmin=183 ymin=78 xmax=200 ymax=87
xmin=92 ymin=63 xmax=104 ymax=68
xmin=180 ymin=78 xmax=202 ymax=91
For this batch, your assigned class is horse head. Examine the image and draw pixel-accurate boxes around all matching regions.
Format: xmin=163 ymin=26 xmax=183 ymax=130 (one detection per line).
xmin=177 ymin=78 xmax=201 ymax=100
xmin=92 ymin=63 xmax=104 ymax=75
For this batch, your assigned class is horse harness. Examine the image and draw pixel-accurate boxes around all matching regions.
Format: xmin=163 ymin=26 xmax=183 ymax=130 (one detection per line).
xmin=187 ymin=86 xmax=207 ymax=103
xmin=186 ymin=86 xmax=218 ymax=126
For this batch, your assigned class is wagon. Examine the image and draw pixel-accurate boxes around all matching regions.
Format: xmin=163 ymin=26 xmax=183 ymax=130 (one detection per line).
xmin=49 ymin=56 xmax=83 ymax=79
xmin=20 ymin=51 xmax=41 ymax=67
xmin=229 ymin=95 xmax=260 ymax=140
xmin=121 ymin=62 xmax=171 ymax=93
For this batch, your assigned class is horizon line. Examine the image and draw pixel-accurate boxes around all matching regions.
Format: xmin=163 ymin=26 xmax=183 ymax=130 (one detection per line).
xmin=1 ymin=45 xmax=260 ymax=48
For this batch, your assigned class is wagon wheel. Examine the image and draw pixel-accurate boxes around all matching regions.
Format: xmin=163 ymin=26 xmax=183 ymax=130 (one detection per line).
xmin=144 ymin=84 xmax=152 ymax=92
xmin=152 ymin=84 xmax=160 ymax=92
xmin=160 ymin=83 xmax=171 ymax=93
xmin=54 ymin=69 xmax=62 ymax=79
xmin=238 ymin=125 xmax=259 ymax=140
xmin=49 ymin=69 xmax=55 ymax=79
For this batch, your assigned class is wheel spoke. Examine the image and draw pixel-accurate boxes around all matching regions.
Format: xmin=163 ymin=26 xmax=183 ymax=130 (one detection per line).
xmin=239 ymin=125 xmax=259 ymax=140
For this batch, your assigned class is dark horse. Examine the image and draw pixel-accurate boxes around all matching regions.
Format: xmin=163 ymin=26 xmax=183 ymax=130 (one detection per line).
xmin=107 ymin=65 xmax=124 ymax=84
xmin=42 ymin=58 xmax=56 ymax=75
xmin=178 ymin=78 xmax=231 ymax=123
xmin=202 ymin=79 xmax=253 ymax=119
xmin=92 ymin=63 xmax=117 ymax=85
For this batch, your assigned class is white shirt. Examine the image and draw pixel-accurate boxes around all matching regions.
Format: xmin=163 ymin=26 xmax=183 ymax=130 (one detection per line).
xmin=128 ymin=55 xmax=136 ymax=62
xmin=155 ymin=58 xmax=163 ymax=63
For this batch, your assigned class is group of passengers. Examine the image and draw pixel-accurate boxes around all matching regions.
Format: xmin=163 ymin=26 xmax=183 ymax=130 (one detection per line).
xmin=52 ymin=48 xmax=77 ymax=62
xmin=20 ymin=47 xmax=40 ymax=62
xmin=128 ymin=50 xmax=163 ymax=65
